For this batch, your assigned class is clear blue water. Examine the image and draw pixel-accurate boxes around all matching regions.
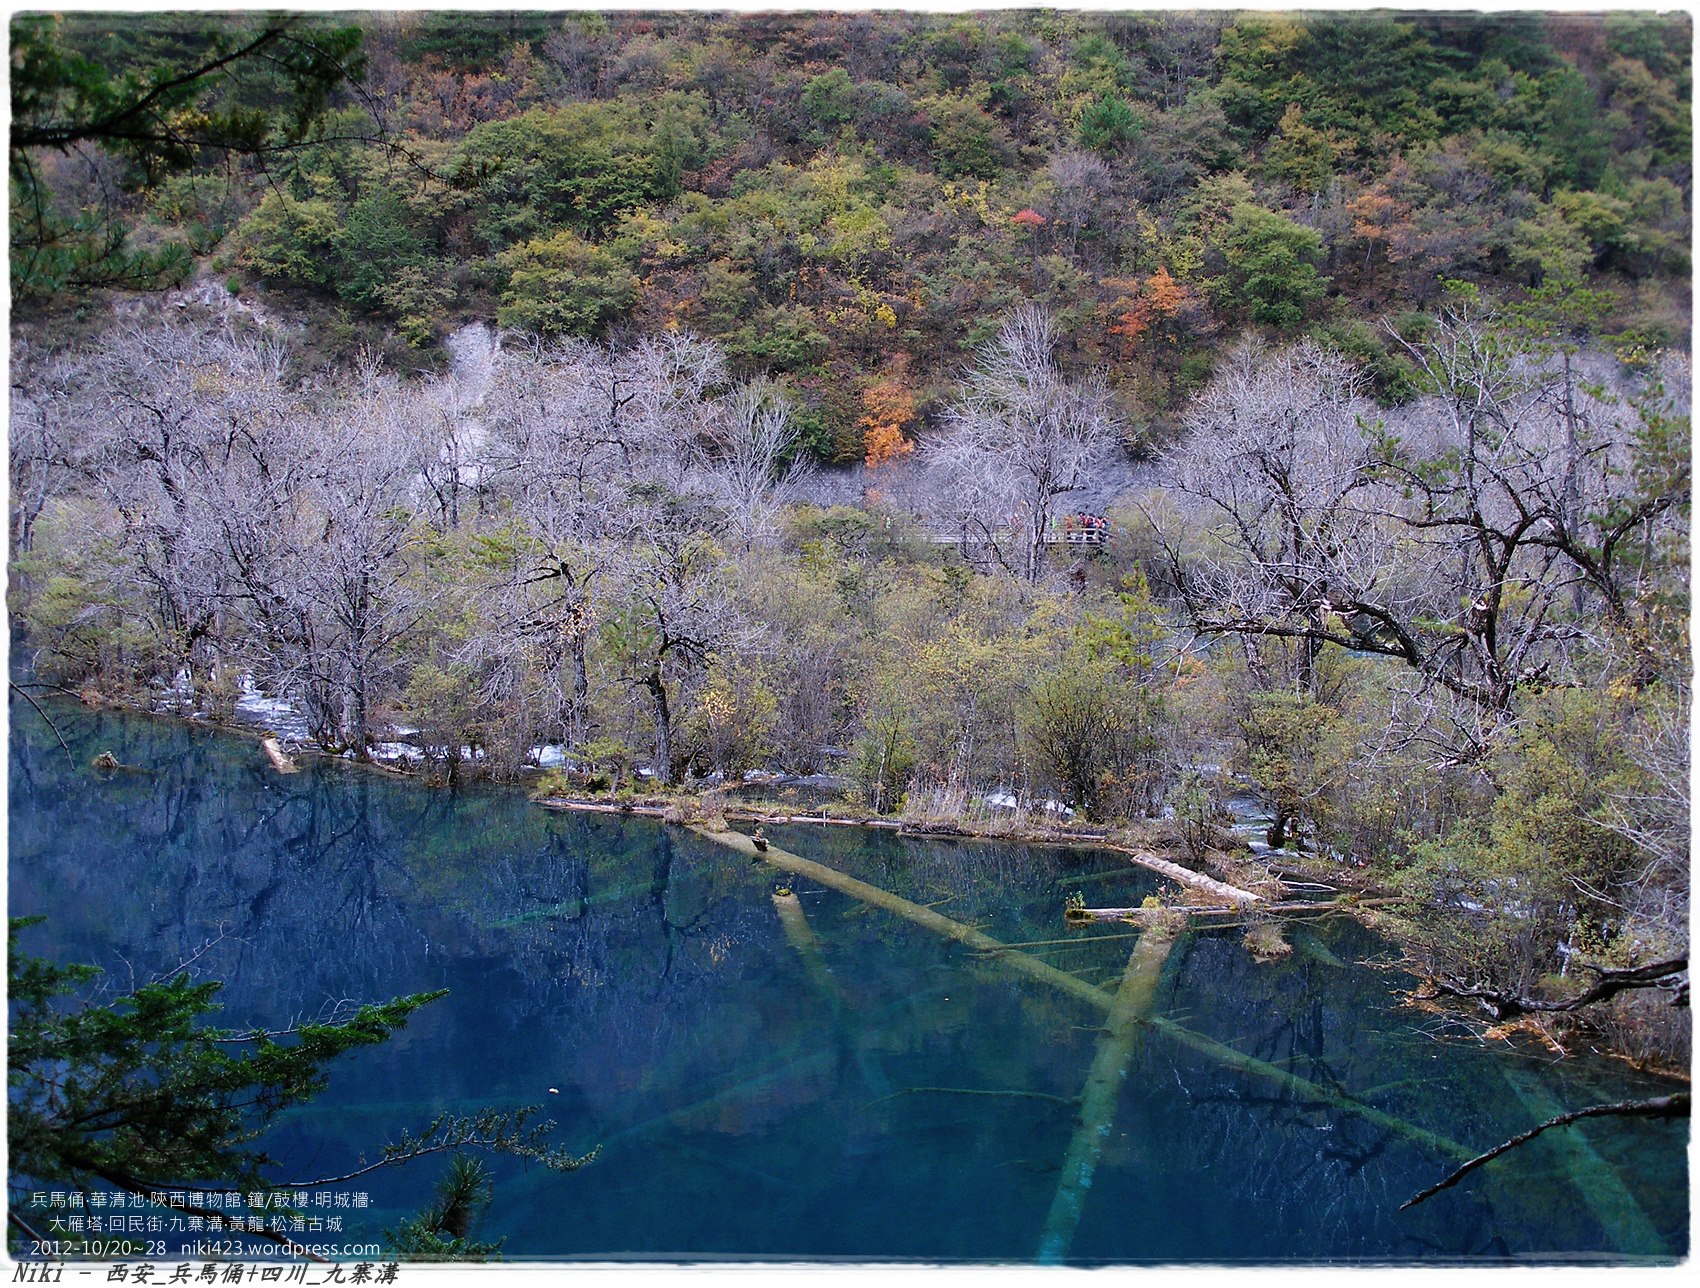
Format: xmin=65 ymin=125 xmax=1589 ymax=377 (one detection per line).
xmin=7 ymin=700 xmax=1689 ymax=1263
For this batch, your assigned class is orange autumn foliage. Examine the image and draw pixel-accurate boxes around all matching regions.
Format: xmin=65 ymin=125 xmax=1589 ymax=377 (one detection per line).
xmin=860 ymin=376 xmax=916 ymax=468
xmin=1143 ymin=266 xmax=1186 ymax=318
xmin=1107 ymin=267 xmax=1191 ymax=357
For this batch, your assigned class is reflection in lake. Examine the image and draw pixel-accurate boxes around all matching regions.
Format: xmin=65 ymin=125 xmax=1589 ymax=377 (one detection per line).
xmin=8 ymin=700 xmax=1689 ymax=1263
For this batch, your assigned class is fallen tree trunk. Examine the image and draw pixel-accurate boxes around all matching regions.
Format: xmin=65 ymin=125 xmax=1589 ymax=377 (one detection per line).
xmin=773 ymin=890 xmax=892 ymax=1099
xmin=1067 ymin=897 xmax=1403 ymax=923
xmin=1038 ymin=925 xmax=1178 ymax=1264
xmin=1100 ymin=845 xmax=1264 ymax=904
xmin=687 ymin=825 xmax=1480 ymax=1166
xmin=261 ymin=737 xmax=298 ymax=773
xmin=539 ymin=795 xmax=908 ymax=829
xmin=541 ymin=796 xmax=1267 ymax=901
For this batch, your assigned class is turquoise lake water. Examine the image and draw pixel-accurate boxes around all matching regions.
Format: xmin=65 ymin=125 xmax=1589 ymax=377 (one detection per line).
xmin=7 ymin=700 xmax=1689 ymax=1263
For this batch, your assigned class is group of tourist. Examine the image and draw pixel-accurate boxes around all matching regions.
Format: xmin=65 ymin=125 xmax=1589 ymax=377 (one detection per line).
xmin=1054 ymin=512 xmax=1110 ymax=541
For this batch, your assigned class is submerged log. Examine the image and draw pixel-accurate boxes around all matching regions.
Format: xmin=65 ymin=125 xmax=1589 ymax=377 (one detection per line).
xmin=772 ymin=890 xmax=892 ymax=1098
xmin=690 ymin=825 xmax=1480 ymax=1167
xmin=1146 ymin=1015 xmax=1476 ymax=1163
xmin=261 ymin=737 xmax=298 ymax=773
xmin=1039 ymin=925 xmax=1178 ymax=1264
xmin=1291 ymin=927 xmax=1347 ymax=968
xmin=1487 ymin=1064 xmax=1669 ymax=1255
xmin=693 ymin=825 xmax=1112 ymax=1012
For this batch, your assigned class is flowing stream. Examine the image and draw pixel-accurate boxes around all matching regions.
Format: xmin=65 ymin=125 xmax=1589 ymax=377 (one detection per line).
xmin=7 ymin=700 xmax=1688 ymax=1263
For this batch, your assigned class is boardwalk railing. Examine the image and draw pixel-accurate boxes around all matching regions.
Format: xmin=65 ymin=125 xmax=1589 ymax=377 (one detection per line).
xmin=920 ymin=526 xmax=1113 ymax=546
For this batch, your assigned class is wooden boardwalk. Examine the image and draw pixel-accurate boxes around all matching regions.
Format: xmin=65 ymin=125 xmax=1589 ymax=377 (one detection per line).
xmin=921 ymin=528 xmax=1112 ymax=546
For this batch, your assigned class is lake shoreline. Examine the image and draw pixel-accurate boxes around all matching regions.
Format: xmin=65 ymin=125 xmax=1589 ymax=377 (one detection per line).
xmin=41 ymin=689 xmax=1685 ymax=1079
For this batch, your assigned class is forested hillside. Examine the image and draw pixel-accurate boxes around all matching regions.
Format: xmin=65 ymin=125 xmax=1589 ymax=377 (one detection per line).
xmin=8 ymin=10 xmax=1691 ymax=1064
xmin=11 ymin=8 xmax=1692 ymax=456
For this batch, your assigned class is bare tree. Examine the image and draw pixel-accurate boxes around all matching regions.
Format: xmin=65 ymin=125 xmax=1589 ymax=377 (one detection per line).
xmin=928 ymin=305 xmax=1124 ymax=583
xmin=1046 ymin=152 xmax=1113 ymax=261
xmin=1150 ymin=338 xmax=1433 ymax=697
xmin=604 ymin=485 xmax=747 ymax=785
xmin=1387 ymin=300 xmax=1690 ymax=691
xmin=8 ymin=341 xmax=89 ymax=557
xmin=696 ymin=376 xmax=808 ymax=552
xmin=73 ymin=320 xmax=292 ymax=708
xmin=480 ymin=338 xmax=624 ymax=752
xmin=1150 ymin=318 xmax=1688 ymax=742
xmin=226 ymin=362 xmax=433 ymax=754
xmin=478 ymin=330 xmax=738 ymax=767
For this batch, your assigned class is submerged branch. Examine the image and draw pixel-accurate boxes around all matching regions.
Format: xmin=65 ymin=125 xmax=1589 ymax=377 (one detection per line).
xmin=286 ymin=1107 xmax=598 ymax=1187
xmin=1400 ymin=1094 xmax=1690 ymax=1211
xmin=865 ymin=1086 xmax=1077 ymax=1109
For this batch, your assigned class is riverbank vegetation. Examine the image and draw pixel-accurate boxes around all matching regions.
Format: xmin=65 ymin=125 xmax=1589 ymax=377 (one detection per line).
xmin=9 ymin=10 xmax=1690 ymax=1069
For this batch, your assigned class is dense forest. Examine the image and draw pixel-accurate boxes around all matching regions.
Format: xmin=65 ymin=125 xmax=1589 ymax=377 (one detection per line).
xmin=8 ymin=9 xmax=1691 ymax=1067
xmin=12 ymin=8 xmax=1693 ymax=446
